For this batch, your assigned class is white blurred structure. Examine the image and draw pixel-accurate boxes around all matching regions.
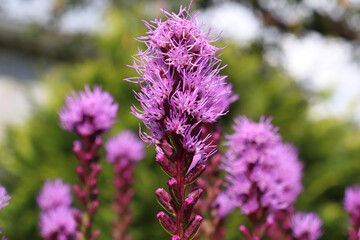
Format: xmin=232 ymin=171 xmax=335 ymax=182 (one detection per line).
xmin=200 ymin=1 xmax=360 ymax=123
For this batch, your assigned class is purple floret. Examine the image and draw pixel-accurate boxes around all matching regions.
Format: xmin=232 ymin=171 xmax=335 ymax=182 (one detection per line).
xmin=59 ymin=85 xmax=118 ymax=136
xmin=261 ymin=143 xmax=303 ymax=209
xmin=105 ymin=130 xmax=145 ymax=164
xmin=40 ymin=206 xmax=77 ymax=239
xmin=37 ymin=179 xmax=73 ymax=211
xmin=291 ymin=212 xmax=323 ymax=240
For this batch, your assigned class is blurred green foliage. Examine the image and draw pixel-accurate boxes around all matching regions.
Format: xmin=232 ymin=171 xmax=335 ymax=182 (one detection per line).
xmin=0 ymin=5 xmax=360 ymax=240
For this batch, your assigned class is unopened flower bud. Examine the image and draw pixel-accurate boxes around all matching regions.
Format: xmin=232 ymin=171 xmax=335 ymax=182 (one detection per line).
xmin=89 ymin=178 xmax=97 ymax=189
xmin=187 ymin=188 xmax=203 ymax=205
xmin=160 ymin=139 xmax=175 ymax=160
xmin=76 ymin=166 xmax=86 ymax=184
xmin=73 ymin=184 xmax=86 ymax=205
xmin=156 ymin=188 xmax=176 ymax=214
xmin=239 ymin=225 xmax=252 ymax=240
xmin=157 ymin=211 xmax=177 ymax=235
xmin=184 ymin=215 xmax=203 ymax=239
xmin=168 ymin=179 xmax=182 ymax=204
xmin=89 ymin=200 xmax=100 ymax=217
xmin=180 ymin=197 xmax=195 ymax=223
xmin=90 ymin=229 xmax=101 ymax=240
xmin=156 ymin=153 xmax=176 ymax=178
xmin=184 ymin=164 xmax=206 ymax=185
xmin=91 ymin=164 xmax=102 ymax=177
xmin=91 ymin=188 xmax=99 ymax=200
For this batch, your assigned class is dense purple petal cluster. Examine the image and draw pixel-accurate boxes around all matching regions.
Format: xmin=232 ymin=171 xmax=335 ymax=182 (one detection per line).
xmin=40 ymin=207 xmax=77 ymax=239
xmin=105 ymin=130 xmax=145 ymax=164
xmin=38 ymin=179 xmax=77 ymax=240
xmin=220 ymin=116 xmax=303 ymax=215
xmin=129 ymin=6 xmax=236 ymax=150
xmin=59 ymin=85 xmax=118 ymax=136
xmin=37 ymin=179 xmax=72 ymax=211
xmin=291 ymin=212 xmax=322 ymax=240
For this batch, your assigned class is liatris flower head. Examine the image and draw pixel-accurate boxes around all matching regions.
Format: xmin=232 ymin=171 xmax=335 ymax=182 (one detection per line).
xmin=220 ymin=116 xmax=303 ymax=215
xmin=129 ymin=5 xmax=236 ymax=146
xmin=59 ymin=85 xmax=118 ymax=136
xmin=144 ymin=6 xmax=219 ymax=63
xmin=0 ymin=186 xmax=10 ymax=210
xmin=40 ymin=206 xmax=77 ymax=240
xmin=105 ymin=130 xmax=145 ymax=164
xmin=291 ymin=212 xmax=323 ymax=240
xmin=37 ymin=179 xmax=72 ymax=211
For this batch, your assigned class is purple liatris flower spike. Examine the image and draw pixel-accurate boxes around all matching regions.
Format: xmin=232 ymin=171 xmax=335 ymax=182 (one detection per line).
xmin=344 ymin=186 xmax=360 ymax=239
xmin=291 ymin=212 xmax=322 ymax=240
xmin=37 ymin=179 xmax=72 ymax=211
xmin=128 ymin=4 xmax=235 ymax=239
xmin=219 ymin=116 xmax=303 ymax=239
xmin=59 ymin=85 xmax=118 ymax=136
xmin=105 ymin=130 xmax=145 ymax=240
xmin=59 ymin=85 xmax=118 ymax=240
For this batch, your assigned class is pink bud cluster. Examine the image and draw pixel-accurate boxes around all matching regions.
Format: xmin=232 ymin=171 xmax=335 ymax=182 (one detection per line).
xmin=105 ymin=130 xmax=145 ymax=240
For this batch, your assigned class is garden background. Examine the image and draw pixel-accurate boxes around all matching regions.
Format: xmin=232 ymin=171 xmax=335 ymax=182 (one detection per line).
xmin=0 ymin=0 xmax=359 ymax=239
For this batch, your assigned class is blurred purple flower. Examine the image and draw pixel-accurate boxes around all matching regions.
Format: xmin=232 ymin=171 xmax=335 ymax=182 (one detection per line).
xmin=215 ymin=192 xmax=235 ymax=218
xmin=105 ymin=130 xmax=145 ymax=164
xmin=344 ymin=185 xmax=360 ymax=214
xmin=0 ymin=186 xmax=10 ymax=210
xmin=291 ymin=212 xmax=322 ymax=240
xmin=59 ymin=85 xmax=118 ymax=136
xmin=40 ymin=206 xmax=77 ymax=240
xmin=220 ymin=116 xmax=303 ymax=215
xmin=37 ymin=179 xmax=72 ymax=211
